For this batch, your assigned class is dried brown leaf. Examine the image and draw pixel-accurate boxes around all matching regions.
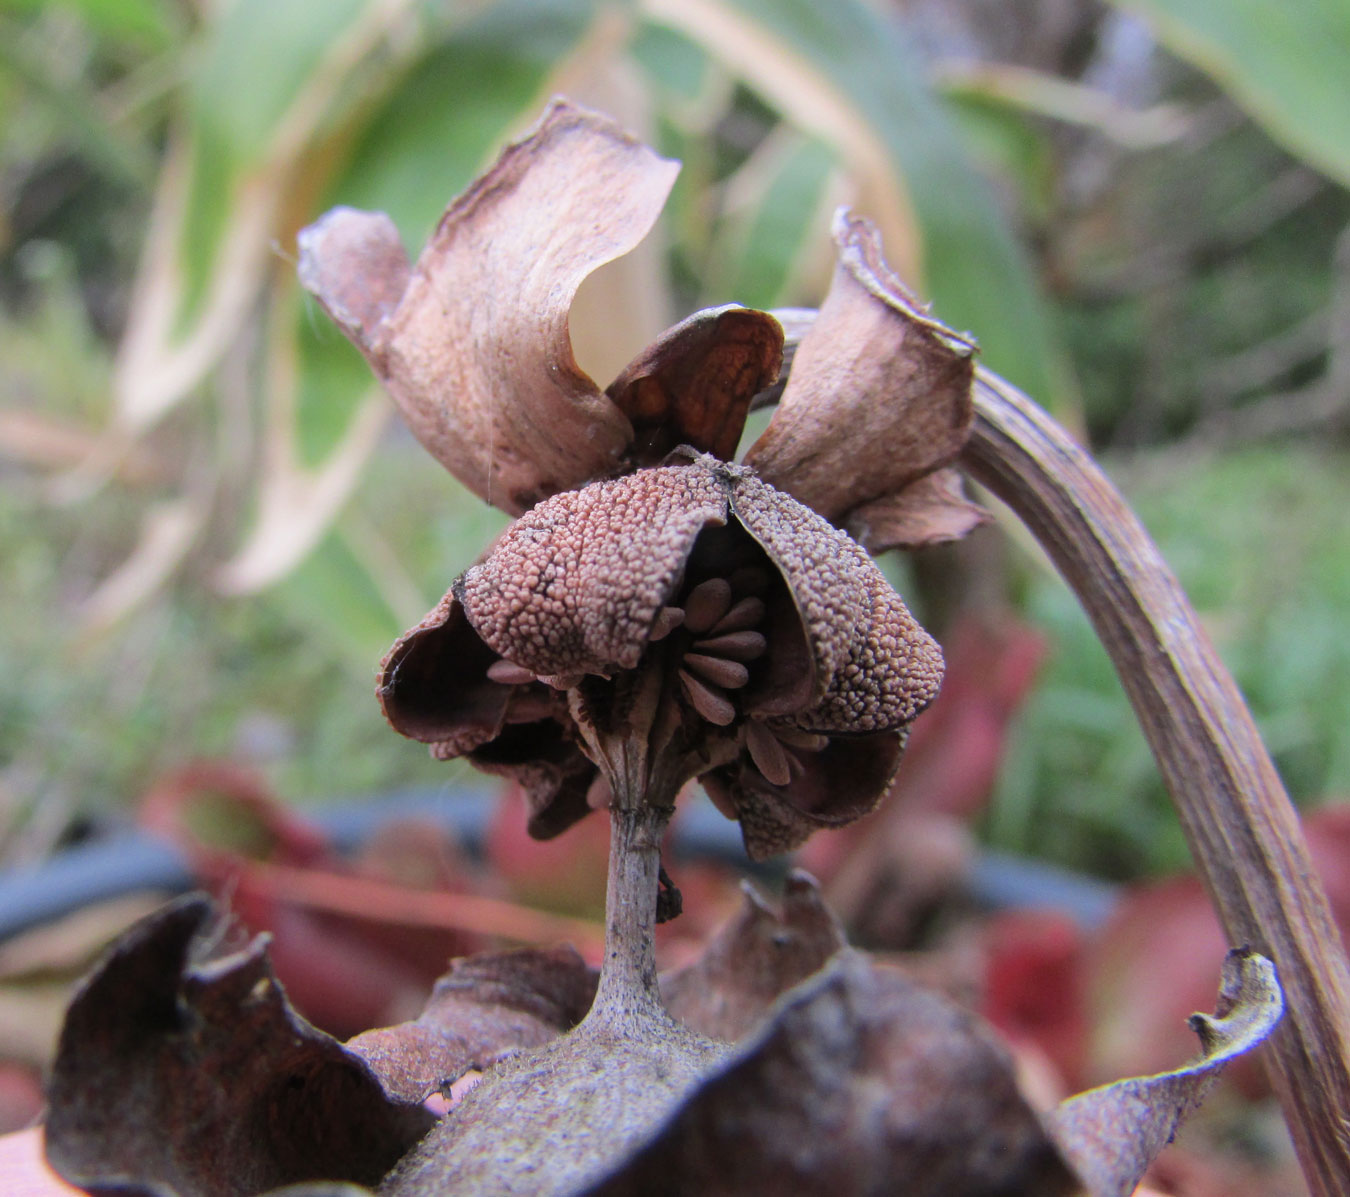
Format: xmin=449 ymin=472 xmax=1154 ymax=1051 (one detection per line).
xmin=661 ymin=870 xmax=845 ymax=1042
xmin=299 ymin=98 xmax=680 ymax=514
xmin=593 ymin=950 xmax=1079 ymax=1197
xmin=1048 ymin=948 xmax=1284 ymax=1197
xmin=745 ymin=208 xmax=976 ymax=523
xmin=845 ymin=466 xmax=991 ymax=552
xmin=346 ymin=946 xmax=597 ymax=1104
xmin=44 ymin=895 xmax=432 ymax=1197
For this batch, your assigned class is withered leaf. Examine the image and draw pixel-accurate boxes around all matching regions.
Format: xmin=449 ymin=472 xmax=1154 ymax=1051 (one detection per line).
xmin=346 ymin=946 xmax=597 ymax=1103
xmin=745 ymin=209 xmax=976 ymax=525
xmin=44 ymin=895 xmax=433 ymax=1197
xmin=592 ymin=950 xmax=1079 ymax=1197
xmin=661 ymin=870 xmax=846 ymax=1042
xmin=1048 ymin=948 xmax=1283 ymax=1197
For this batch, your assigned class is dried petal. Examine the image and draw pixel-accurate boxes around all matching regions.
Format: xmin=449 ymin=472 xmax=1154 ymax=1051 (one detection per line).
xmin=1048 ymin=949 xmax=1283 ymax=1197
xmin=460 ymin=464 xmax=728 ymax=677
xmin=377 ymin=591 xmax=513 ymax=751
xmin=845 ymin=466 xmax=992 ymax=552
xmin=300 ymin=99 xmax=680 ymax=514
xmin=744 ymin=208 xmax=976 ymax=523
xmin=607 ymin=305 xmax=783 ymax=466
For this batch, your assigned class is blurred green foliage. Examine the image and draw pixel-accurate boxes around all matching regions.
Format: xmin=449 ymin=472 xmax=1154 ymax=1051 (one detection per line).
xmin=2 ymin=0 xmax=1349 ymax=881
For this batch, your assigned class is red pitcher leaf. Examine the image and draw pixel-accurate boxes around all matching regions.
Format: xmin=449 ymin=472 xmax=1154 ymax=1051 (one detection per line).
xmin=592 ymin=951 xmax=1079 ymax=1196
xmin=661 ymin=870 xmax=846 ymax=1042
xmin=1048 ymin=948 xmax=1284 ymax=1197
xmin=844 ymin=467 xmax=991 ymax=553
xmin=299 ymin=98 xmax=678 ymax=515
xmin=44 ymin=896 xmax=433 ymax=1197
xmin=744 ymin=209 xmax=976 ymax=526
xmin=346 ymin=946 xmax=597 ymax=1104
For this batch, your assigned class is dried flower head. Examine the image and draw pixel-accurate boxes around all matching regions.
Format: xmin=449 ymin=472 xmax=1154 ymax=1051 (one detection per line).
xmin=378 ymin=455 xmax=941 ymax=858
xmin=300 ymin=97 xmax=983 ymax=858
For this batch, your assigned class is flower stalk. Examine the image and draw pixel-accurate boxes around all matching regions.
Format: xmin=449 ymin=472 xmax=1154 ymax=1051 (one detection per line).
xmin=591 ymin=800 xmax=674 ymax=1028
xmin=958 ymin=365 xmax=1350 ymax=1195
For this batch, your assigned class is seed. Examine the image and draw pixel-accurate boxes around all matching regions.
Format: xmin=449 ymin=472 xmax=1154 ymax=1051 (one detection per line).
xmin=486 ymin=659 xmax=537 ymax=686
xmin=691 ymin=630 xmax=767 ymax=661
xmin=710 ymin=596 xmax=765 ymax=634
xmin=745 ymin=720 xmax=791 ymax=786
xmin=678 ymin=669 xmax=736 ymax=725
xmin=683 ymin=653 xmax=750 ymax=690
xmin=682 ymin=578 xmax=733 ymax=634
xmin=774 ymin=726 xmax=829 ymax=752
xmin=649 ymin=606 xmax=685 ymax=641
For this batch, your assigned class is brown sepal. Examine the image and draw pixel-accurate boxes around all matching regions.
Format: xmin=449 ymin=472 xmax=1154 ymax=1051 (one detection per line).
xmin=299 ymin=98 xmax=679 ymax=514
xmin=745 ymin=208 xmax=976 ymax=523
xmin=846 ymin=466 xmax=991 ymax=552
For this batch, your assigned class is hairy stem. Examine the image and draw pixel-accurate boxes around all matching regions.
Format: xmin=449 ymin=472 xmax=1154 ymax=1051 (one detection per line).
xmin=963 ymin=367 xmax=1350 ymax=1195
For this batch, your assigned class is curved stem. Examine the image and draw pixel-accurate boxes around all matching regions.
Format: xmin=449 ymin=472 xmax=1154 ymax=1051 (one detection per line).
xmin=963 ymin=367 xmax=1350 ymax=1195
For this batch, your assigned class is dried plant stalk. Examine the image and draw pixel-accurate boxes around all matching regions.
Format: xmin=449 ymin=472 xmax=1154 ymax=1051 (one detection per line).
xmin=962 ymin=366 xmax=1350 ymax=1195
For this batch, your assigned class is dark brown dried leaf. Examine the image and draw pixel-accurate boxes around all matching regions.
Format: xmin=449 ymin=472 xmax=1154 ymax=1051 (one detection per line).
xmin=44 ymin=895 xmax=433 ymax=1197
xmin=591 ymin=951 xmax=1080 ymax=1197
xmin=661 ymin=870 xmax=846 ymax=1042
xmin=745 ymin=208 xmax=976 ymax=524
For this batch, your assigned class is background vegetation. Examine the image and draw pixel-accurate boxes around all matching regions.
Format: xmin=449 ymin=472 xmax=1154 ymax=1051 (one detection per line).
xmin=2 ymin=0 xmax=1349 ymax=888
